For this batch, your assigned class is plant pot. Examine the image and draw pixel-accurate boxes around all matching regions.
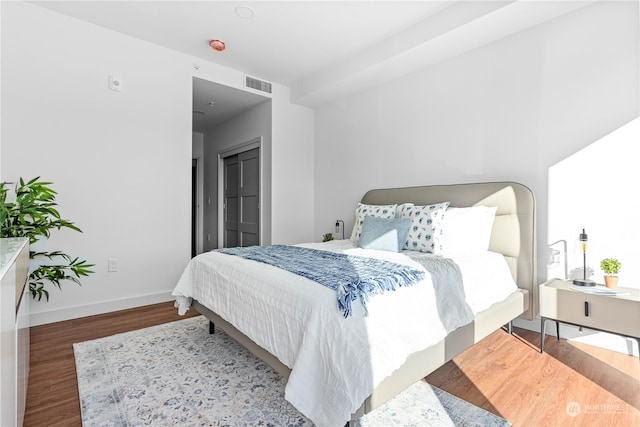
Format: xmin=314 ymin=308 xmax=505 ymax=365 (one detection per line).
xmin=604 ymin=275 xmax=618 ymax=288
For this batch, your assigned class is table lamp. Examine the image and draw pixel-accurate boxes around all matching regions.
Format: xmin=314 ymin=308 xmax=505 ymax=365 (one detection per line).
xmin=573 ymin=228 xmax=596 ymax=286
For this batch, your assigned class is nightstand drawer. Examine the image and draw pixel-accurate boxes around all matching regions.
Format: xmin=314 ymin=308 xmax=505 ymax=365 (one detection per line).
xmin=540 ymin=281 xmax=640 ymax=338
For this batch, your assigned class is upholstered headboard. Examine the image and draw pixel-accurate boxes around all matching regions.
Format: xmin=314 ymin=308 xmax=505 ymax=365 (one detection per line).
xmin=361 ymin=181 xmax=537 ymax=320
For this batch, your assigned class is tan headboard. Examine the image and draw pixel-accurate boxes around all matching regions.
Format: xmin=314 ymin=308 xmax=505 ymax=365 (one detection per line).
xmin=361 ymin=181 xmax=537 ymax=320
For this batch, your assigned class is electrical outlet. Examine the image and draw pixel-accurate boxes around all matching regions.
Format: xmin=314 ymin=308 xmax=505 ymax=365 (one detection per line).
xmin=108 ymin=258 xmax=118 ymax=272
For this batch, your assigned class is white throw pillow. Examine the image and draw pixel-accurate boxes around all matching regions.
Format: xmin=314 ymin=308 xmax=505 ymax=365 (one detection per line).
xmin=349 ymin=203 xmax=398 ymax=243
xmin=441 ymin=206 xmax=498 ymax=254
xmin=398 ymin=202 xmax=450 ymax=253
xmin=395 ymin=203 xmax=414 ymax=218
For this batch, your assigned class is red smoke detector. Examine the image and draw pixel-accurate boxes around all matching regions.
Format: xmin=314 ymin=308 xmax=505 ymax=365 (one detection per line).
xmin=209 ymin=39 xmax=226 ymax=52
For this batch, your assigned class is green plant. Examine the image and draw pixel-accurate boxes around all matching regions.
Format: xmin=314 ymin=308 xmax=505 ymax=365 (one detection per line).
xmin=600 ymin=258 xmax=621 ymax=275
xmin=0 ymin=177 xmax=94 ymax=301
xmin=322 ymin=232 xmax=334 ymax=242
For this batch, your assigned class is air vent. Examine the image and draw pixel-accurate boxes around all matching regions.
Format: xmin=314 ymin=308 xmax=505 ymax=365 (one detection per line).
xmin=245 ymin=75 xmax=272 ymax=94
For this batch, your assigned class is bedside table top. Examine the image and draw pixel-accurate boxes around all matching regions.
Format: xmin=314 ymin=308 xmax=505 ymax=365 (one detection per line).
xmin=543 ymin=279 xmax=640 ymax=303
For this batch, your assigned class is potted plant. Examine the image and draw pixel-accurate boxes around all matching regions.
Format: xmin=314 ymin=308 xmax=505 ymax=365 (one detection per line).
xmin=600 ymin=258 xmax=621 ymax=288
xmin=0 ymin=177 xmax=94 ymax=301
xmin=322 ymin=233 xmax=334 ymax=242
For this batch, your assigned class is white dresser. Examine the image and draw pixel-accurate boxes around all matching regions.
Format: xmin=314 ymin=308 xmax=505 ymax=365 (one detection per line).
xmin=1 ymin=238 xmax=30 ymax=427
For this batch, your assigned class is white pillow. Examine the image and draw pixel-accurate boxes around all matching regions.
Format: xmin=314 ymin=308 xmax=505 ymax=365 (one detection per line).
xmin=441 ymin=206 xmax=498 ymax=254
xmin=349 ymin=203 xmax=398 ymax=243
xmin=398 ymin=202 xmax=450 ymax=253
xmin=395 ymin=203 xmax=414 ymax=218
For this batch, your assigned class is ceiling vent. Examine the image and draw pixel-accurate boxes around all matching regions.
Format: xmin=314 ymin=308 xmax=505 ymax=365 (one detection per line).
xmin=245 ymin=75 xmax=272 ymax=94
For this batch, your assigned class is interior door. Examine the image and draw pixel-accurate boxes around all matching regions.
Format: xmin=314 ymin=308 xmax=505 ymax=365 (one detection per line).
xmin=223 ymin=147 xmax=260 ymax=247
xmin=237 ymin=148 xmax=260 ymax=246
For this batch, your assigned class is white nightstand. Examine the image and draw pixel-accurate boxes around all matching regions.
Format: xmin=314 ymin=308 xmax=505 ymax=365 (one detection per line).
xmin=539 ymin=279 xmax=640 ymax=357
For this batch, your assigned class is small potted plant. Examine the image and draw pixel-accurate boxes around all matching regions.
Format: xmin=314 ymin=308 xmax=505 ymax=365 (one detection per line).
xmin=600 ymin=258 xmax=621 ymax=288
xmin=322 ymin=233 xmax=334 ymax=243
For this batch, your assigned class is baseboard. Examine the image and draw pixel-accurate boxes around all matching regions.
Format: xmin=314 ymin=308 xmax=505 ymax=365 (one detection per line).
xmin=29 ymin=291 xmax=175 ymax=326
xmin=514 ymin=316 xmax=608 ymax=339
xmin=569 ymin=332 xmax=639 ymax=357
xmin=513 ymin=317 xmax=540 ymax=333
xmin=513 ymin=317 xmax=638 ymax=356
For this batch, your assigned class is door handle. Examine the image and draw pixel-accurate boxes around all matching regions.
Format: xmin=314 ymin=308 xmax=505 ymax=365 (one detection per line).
xmin=584 ymin=301 xmax=589 ymax=317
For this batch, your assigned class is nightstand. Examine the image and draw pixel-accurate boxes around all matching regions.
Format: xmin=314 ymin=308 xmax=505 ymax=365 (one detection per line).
xmin=539 ymin=279 xmax=640 ymax=357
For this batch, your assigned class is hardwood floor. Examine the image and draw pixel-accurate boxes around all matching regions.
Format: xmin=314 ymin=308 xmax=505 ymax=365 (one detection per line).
xmin=25 ymin=302 xmax=639 ymax=427
xmin=426 ymin=327 xmax=640 ymax=427
xmin=24 ymin=302 xmax=200 ymax=427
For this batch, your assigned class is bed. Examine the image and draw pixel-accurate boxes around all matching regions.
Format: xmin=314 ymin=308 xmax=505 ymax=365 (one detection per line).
xmin=173 ymin=181 xmax=537 ymax=427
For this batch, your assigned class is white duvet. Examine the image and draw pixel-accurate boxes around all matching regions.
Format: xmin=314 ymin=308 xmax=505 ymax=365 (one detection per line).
xmin=172 ymin=240 xmax=518 ymax=427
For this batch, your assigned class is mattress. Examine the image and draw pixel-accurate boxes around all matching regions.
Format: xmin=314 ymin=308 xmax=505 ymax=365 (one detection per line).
xmin=172 ymin=240 xmax=518 ymax=427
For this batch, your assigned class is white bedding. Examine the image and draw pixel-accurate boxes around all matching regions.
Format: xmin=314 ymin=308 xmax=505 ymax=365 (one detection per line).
xmin=172 ymin=240 xmax=518 ymax=427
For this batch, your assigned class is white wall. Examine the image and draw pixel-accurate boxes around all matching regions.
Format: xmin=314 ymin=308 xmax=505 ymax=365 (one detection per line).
xmin=547 ymin=117 xmax=640 ymax=287
xmin=192 ymin=133 xmax=204 ymax=157
xmin=272 ymin=90 xmax=316 ymax=244
xmin=1 ymin=1 xmax=189 ymax=325
xmin=1 ymin=2 xmax=314 ymax=325
xmin=314 ymin=1 xmax=639 ymax=287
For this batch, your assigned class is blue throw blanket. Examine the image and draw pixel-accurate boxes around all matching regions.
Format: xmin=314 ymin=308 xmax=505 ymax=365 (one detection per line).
xmin=217 ymin=245 xmax=425 ymax=317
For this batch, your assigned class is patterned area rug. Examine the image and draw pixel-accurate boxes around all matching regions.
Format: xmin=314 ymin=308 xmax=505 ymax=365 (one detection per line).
xmin=73 ymin=316 xmax=510 ymax=427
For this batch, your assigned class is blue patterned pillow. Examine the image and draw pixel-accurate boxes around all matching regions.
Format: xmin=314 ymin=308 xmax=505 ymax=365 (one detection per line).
xmin=395 ymin=203 xmax=414 ymax=218
xmin=350 ymin=203 xmax=398 ymax=243
xmin=398 ymin=202 xmax=450 ymax=253
xmin=358 ymin=216 xmax=412 ymax=252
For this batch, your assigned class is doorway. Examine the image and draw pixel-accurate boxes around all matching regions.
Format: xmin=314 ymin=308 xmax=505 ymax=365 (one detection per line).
xmin=192 ymin=77 xmax=271 ymax=251
xmin=191 ymin=158 xmax=197 ymax=257
xmin=191 ymin=156 xmax=203 ymax=257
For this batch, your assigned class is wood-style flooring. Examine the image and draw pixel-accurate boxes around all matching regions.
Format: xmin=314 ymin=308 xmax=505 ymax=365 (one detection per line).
xmin=426 ymin=327 xmax=639 ymax=426
xmin=24 ymin=302 xmax=200 ymax=427
xmin=25 ymin=302 xmax=639 ymax=427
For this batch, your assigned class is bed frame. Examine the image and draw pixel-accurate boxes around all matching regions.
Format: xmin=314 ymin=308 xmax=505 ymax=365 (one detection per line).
xmin=192 ymin=181 xmax=537 ymax=421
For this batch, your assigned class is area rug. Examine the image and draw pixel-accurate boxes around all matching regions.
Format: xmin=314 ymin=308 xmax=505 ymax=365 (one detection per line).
xmin=73 ymin=316 xmax=510 ymax=427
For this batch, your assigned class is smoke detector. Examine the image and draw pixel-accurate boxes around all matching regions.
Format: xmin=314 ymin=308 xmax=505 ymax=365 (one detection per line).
xmin=235 ymin=5 xmax=255 ymax=19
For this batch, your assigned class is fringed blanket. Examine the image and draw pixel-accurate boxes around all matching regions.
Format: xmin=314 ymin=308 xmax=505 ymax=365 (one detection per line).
xmin=218 ymin=245 xmax=425 ymax=317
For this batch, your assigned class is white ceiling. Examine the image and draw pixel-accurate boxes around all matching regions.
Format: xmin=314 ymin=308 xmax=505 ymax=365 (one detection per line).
xmin=28 ymin=1 xmax=595 ymax=128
